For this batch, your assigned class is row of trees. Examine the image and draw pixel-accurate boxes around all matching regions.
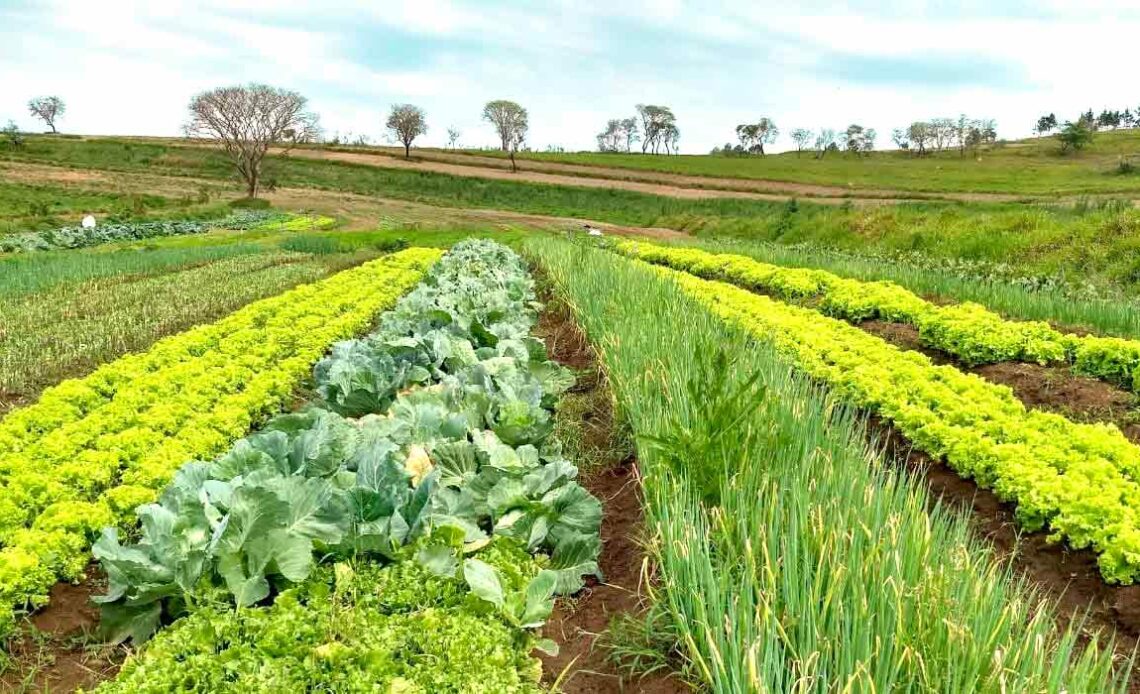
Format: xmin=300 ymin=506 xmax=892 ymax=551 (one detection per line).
xmin=711 ymin=123 xmax=876 ymax=158
xmin=595 ymin=105 xmax=680 ymax=154
xmin=1036 ymin=108 xmax=1140 ymax=137
xmin=889 ymin=116 xmax=997 ymax=156
xmin=182 ymin=85 xmax=535 ymax=197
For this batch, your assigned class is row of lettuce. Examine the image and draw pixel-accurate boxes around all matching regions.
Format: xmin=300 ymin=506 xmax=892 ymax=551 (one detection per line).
xmin=87 ymin=239 xmax=601 ymax=691
xmin=526 ymin=238 xmax=1130 ymax=692
xmin=0 ymin=248 xmax=440 ymax=639
xmin=0 ymin=211 xmax=336 ymax=254
xmin=616 ymin=240 xmax=1140 ymax=389
xmin=620 ymin=243 xmax=1140 ymax=584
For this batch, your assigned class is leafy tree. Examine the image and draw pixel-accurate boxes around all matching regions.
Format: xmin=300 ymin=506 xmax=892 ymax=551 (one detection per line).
xmin=734 ymin=118 xmax=778 ymax=155
xmin=596 ymin=118 xmax=639 ymax=152
xmin=184 ymin=83 xmax=320 ymax=198
xmin=1097 ymin=109 xmax=1122 ymax=129
xmin=2 ymin=120 xmax=23 ymax=149
xmin=635 ymin=104 xmax=677 ymax=154
xmin=891 ymin=127 xmax=910 ymax=150
xmin=1034 ymin=113 xmax=1057 ymax=137
xmin=790 ymin=128 xmax=813 ymax=156
xmin=28 ymin=96 xmax=65 ymax=133
xmin=906 ymin=121 xmax=932 ymax=156
xmin=844 ymin=124 xmax=875 ymax=155
xmin=482 ymin=100 xmax=528 ymax=171
xmin=1058 ymin=118 xmax=1094 ymax=153
xmin=385 ymin=104 xmax=427 ymax=159
xmin=1123 ymin=110 xmax=1136 ymax=129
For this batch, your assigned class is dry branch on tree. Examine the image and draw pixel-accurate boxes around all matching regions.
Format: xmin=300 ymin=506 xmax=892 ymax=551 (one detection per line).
xmin=28 ymin=96 xmax=65 ymax=134
xmin=184 ymin=84 xmax=320 ymax=198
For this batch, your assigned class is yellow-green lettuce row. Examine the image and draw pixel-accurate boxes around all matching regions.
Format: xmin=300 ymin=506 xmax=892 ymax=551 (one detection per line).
xmin=0 ymin=247 xmax=441 ymax=639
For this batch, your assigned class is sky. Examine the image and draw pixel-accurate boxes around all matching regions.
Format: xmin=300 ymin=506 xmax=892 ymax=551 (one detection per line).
xmin=2 ymin=0 xmax=1140 ymax=154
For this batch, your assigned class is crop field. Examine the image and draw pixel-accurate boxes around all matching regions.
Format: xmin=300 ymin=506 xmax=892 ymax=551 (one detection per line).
xmin=7 ymin=147 xmax=1140 ymax=694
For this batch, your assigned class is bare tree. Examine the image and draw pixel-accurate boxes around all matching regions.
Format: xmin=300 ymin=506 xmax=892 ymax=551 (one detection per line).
xmin=28 ymin=96 xmax=65 ymax=133
xmin=929 ymin=117 xmax=955 ymax=152
xmin=597 ymin=119 xmax=623 ymax=152
xmin=813 ymin=129 xmax=838 ymax=159
xmin=620 ymin=117 xmax=639 ymax=152
xmin=184 ymin=83 xmax=320 ymax=199
xmin=446 ymin=127 xmax=461 ymax=149
xmin=790 ymin=128 xmax=813 ymax=156
xmin=735 ymin=117 xmax=779 ymax=155
xmin=597 ymin=117 xmax=640 ymax=152
xmin=482 ymin=100 xmax=528 ymax=171
xmin=386 ymin=103 xmax=427 ymax=159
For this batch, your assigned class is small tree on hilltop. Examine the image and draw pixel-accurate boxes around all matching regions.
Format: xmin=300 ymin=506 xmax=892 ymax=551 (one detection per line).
xmin=28 ymin=96 xmax=65 ymax=134
xmin=482 ymin=100 xmax=528 ymax=171
xmin=1058 ymin=118 xmax=1094 ymax=154
xmin=386 ymin=103 xmax=427 ymax=159
xmin=790 ymin=128 xmax=813 ymax=156
xmin=185 ymin=83 xmax=320 ymax=199
xmin=3 ymin=120 xmax=24 ymax=149
xmin=735 ymin=118 xmax=778 ymax=155
xmin=1034 ymin=113 xmax=1057 ymax=138
xmin=446 ymin=127 xmax=461 ymax=149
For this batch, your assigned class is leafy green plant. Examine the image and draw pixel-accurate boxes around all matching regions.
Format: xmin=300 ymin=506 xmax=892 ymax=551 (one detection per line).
xmin=89 ymin=240 xmax=601 ymax=644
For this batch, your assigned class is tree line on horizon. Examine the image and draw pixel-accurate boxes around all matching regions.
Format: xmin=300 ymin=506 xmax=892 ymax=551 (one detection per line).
xmin=7 ymin=84 xmax=1139 ymax=199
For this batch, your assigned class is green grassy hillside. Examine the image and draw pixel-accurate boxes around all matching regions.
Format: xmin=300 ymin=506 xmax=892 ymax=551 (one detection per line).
xmin=463 ymin=129 xmax=1140 ymax=196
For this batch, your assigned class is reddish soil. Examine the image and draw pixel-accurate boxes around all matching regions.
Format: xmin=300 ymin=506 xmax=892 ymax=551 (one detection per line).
xmin=534 ymin=300 xmax=689 ymax=693
xmin=873 ymin=420 xmax=1140 ymax=690
xmin=0 ymin=567 xmax=125 ymax=693
xmin=858 ymin=319 xmax=1140 ymax=442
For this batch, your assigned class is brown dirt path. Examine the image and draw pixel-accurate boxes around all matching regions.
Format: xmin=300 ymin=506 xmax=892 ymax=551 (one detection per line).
xmin=0 ymin=160 xmax=688 ymax=242
xmin=534 ymin=295 xmax=689 ymax=693
xmin=314 ymin=145 xmax=1043 ymax=203
xmin=278 ymin=146 xmax=913 ymax=206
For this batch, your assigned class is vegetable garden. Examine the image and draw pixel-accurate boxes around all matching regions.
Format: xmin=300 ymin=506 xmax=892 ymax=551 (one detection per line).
xmin=4 ymin=208 xmax=1140 ymax=692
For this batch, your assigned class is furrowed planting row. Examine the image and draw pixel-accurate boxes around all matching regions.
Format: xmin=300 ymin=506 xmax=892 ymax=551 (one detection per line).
xmin=91 ymin=240 xmax=601 ymax=691
xmin=526 ymin=238 xmax=1127 ymax=692
xmin=638 ymin=257 xmax=1140 ymax=583
xmin=0 ymin=247 xmax=441 ymax=638
xmin=616 ymin=240 xmax=1140 ymax=387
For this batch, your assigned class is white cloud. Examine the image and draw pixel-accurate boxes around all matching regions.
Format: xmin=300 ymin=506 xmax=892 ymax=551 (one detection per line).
xmin=2 ymin=0 xmax=1140 ymax=152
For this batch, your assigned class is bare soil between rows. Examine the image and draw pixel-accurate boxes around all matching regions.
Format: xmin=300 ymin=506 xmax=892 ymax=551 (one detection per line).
xmin=873 ymin=419 xmax=1140 ymax=691
xmin=534 ymin=296 xmax=688 ymax=693
xmin=0 ymin=567 xmax=124 ymax=692
xmin=858 ymin=320 xmax=1140 ymax=442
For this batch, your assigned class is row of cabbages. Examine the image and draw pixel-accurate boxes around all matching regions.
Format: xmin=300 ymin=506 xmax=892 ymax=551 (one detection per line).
xmin=93 ymin=240 xmax=602 ymax=648
xmin=0 ymin=210 xmax=283 ymax=253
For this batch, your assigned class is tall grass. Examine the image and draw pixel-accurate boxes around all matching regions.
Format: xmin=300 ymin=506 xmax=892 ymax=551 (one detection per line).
xmin=0 ymin=243 xmax=267 ymax=298
xmin=527 ymin=237 xmax=1130 ymax=692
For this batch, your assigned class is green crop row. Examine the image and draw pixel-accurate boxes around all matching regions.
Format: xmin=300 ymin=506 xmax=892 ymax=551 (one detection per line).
xmin=645 ymin=258 xmax=1140 ymax=584
xmin=89 ymin=239 xmax=599 ymax=691
xmin=525 ymin=238 xmax=1128 ymax=692
xmin=0 ymin=248 xmax=441 ymax=639
xmin=615 ymin=240 xmax=1140 ymax=389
